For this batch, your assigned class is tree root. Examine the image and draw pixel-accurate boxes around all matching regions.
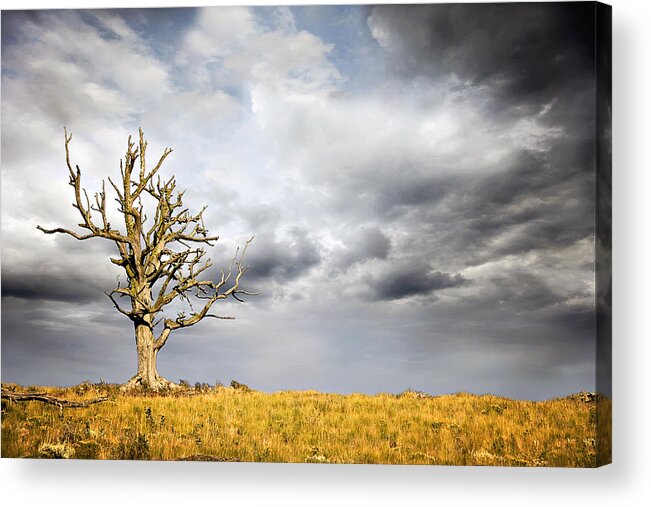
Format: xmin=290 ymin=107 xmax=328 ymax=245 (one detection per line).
xmin=1 ymin=390 xmax=109 ymax=408
xmin=120 ymin=374 xmax=181 ymax=392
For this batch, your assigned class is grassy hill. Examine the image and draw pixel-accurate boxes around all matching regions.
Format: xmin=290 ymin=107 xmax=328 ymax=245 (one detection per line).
xmin=1 ymin=382 xmax=607 ymax=466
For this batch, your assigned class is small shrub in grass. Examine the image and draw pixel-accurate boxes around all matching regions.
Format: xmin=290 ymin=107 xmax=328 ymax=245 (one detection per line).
xmin=194 ymin=382 xmax=211 ymax=393
xmin=39 ymin=443 xmax=74 ymax=459
xmin=144 ymin=406 xmax=156 ymax=430
xmin=230 ymin=380 xmax=251 ymax=392
xmin=75 ymin=381 xmax=93 ymax=395
xmin=305 ymin=446 xmax=331 ymax=464
xmin=117 ymin=433 xmax=150 ymax=460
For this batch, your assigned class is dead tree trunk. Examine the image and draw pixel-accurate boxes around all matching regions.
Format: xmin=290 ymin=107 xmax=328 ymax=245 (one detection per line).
xmin=122 ymin=321 xmax=175 ymax=390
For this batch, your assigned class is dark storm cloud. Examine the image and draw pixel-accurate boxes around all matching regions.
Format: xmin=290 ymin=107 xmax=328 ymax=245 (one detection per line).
xmin=337 ymin=227 xmax=391 ymax=268
xmin=242 ymin=229 xmax=321 ymax=284
xmin=440 ymin=147 xmax=595 ymax=265
xmin=2 ymin=271 xmax=109 ymax=303
xmin=1 ymin=296 xmax=134 ymax=385
xmin=343 ymin=137 xmax=594 ymax=272
xmin=545 ymin=304 xmax=595 ymax=334
xmin=369 ymin=263 xmax=468 ymax=301
xmin=355 ymin=228 xmax=390 ymax=260
xmin=482 ymin=271 xmax=561 ymax=313
xmin=326 ymin=169 xmax=455 ymax=226
xmin=377 ymin=174 xmax=450 ymax=211
xmin=369 ymin=2 xmax=595 ymax=107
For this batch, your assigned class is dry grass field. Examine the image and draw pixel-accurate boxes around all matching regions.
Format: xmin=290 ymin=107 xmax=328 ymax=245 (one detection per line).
xmin=1 ymin=382 xmax=608 ymax=466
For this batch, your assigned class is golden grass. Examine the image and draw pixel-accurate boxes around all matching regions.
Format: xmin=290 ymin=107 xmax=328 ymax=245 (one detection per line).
xmin=1 ymin=383 xmax=608 ymax=466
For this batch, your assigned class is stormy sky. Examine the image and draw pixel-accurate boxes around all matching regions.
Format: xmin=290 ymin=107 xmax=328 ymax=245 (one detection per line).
xmin=1 ymin=4 xmax=599 ymax=399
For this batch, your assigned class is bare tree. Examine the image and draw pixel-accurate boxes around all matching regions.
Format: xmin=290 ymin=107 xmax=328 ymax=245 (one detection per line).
xmin=38 ymin=129 xmax=255 ymax=390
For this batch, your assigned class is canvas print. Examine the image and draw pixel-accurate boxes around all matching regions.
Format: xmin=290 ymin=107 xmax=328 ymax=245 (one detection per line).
xmin=1 ymin=2 xmax=611 ymax=466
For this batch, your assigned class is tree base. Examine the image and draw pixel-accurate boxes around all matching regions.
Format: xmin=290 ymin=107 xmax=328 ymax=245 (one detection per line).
xmin=120 ymin=374 xmax=181 ymax=392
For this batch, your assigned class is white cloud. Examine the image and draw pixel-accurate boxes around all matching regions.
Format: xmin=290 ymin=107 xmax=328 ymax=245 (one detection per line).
xmin=179 ymin=6 xmax=257 ymax=62
xmin=176 ymin=7 xmax=343 ymax=98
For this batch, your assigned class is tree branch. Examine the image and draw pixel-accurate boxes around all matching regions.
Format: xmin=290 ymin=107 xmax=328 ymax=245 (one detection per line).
xmin=105 ymin=290 xmax=138 ymax=321
xmin=36 ymin=226 xmax=96 ymax=240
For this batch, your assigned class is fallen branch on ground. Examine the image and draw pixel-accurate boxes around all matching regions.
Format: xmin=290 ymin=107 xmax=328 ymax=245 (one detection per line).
xmin=1 ymin=390 xmax=110 ymax=408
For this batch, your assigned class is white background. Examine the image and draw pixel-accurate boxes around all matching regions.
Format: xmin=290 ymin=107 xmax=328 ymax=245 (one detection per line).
xmin=0 ymin=0 xmax=649 ymax=505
